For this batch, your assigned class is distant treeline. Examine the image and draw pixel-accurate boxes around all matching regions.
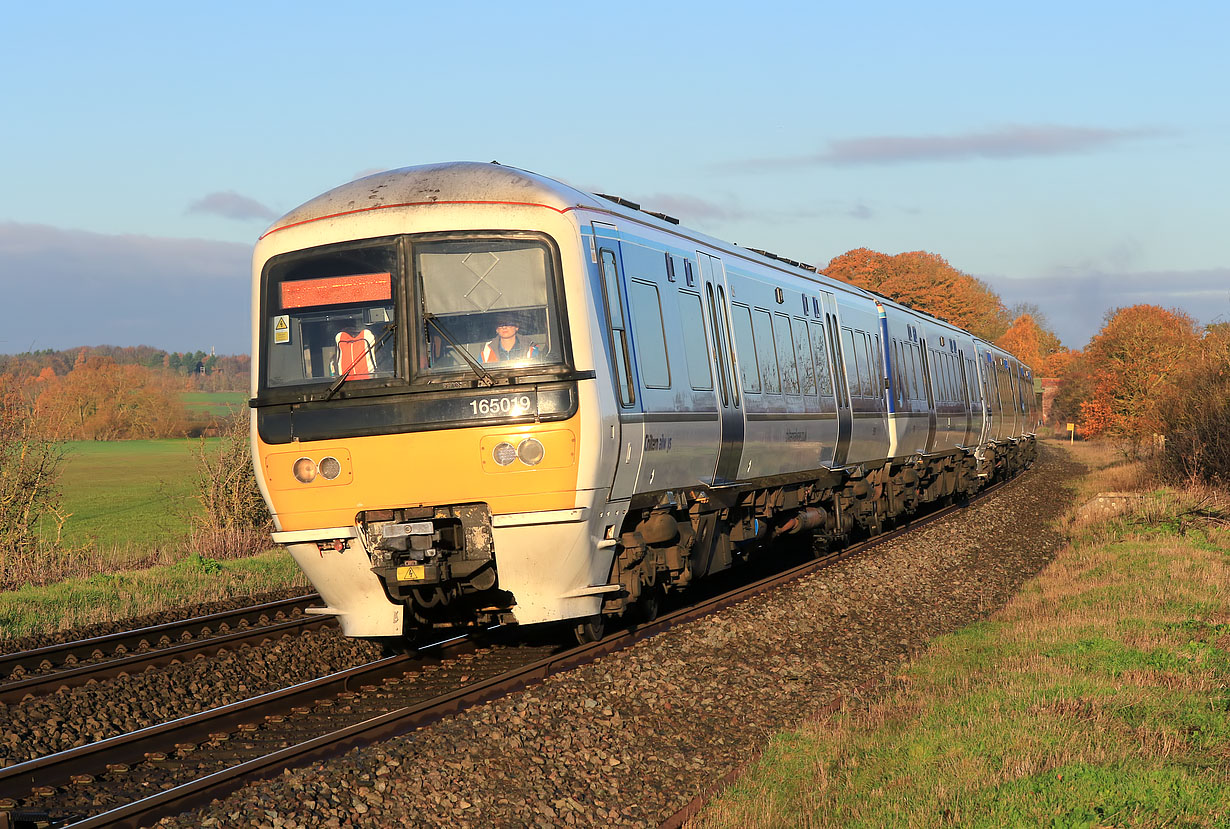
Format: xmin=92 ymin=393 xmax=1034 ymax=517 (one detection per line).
xmin=0 ymin=345 xmax=250 ymax=393
xmin=0 ymin=346 xmax=250 ymax=441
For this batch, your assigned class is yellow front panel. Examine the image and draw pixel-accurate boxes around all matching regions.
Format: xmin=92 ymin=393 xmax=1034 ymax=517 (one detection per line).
xmin=259 ymin=415 xmax=582 ymax=531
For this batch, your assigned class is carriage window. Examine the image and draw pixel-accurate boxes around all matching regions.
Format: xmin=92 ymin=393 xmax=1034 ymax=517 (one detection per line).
xmin=678 ymin=291 xmax=713 ymax=391
xmin=863 ymin=333 xmax=879 ymax=398
xmin=900 ymin=339 xmax=910 ymax=403
xmin=793 ymin=317 xmax=816 ymax=396
xmin=774 ymin=313 xmax=800 ymax=395
xmin=910 ymin=345 xmax=922 ymax=400
xmin=730 ymin=303 xmax=760 ymax=393
xmin=263 ymin=240 xmax=400 ymax=388
xmin=629 ymin=280 xmax=670 ymax=389
xmin=753 ymin=309 xmax=780 ymax=394
xmin=809 ymin=322 xmax=834 ymax=401
xmin=843 ymin=328 xmax=866 ymax=397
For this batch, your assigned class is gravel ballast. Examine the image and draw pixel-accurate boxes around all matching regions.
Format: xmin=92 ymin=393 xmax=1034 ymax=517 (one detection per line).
xmin=0 ymin=625 xmax=383 ymax=766
xmin=142 ymin=443 xmax=1079 ymax=828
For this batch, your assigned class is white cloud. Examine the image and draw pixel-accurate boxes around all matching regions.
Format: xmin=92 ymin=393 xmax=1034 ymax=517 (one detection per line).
xmin=726 ymin=125 xmax=1167 ymax=171
xmin=187 ymin=191 xmax=276 ymax=221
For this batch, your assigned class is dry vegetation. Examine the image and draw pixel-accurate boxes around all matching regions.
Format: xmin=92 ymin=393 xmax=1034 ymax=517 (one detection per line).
xmin=699 ymin=441 xmax=1230 ymax=828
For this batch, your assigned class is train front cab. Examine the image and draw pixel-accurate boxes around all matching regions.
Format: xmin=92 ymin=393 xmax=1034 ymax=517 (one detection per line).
xmin=250 ymin=198 xmax=629 ymax=640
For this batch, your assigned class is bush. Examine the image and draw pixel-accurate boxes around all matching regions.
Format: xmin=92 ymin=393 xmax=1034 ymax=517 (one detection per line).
xmin=1152 ymin=325 xmax=1230 ymax=485
xmin=0 ymin=387 xmax=69 ymax=588
xmin=189 ymin=410 xmax=273 ymax=559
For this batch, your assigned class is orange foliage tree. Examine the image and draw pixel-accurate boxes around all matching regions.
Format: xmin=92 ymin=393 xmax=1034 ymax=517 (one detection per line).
xmin=824 ymin=248 xmax=1013 ymax=341
xmin=1152 ymin=323 xmax=1230 ymax=482
xmin=33 ymin=356 xmax=188 ymax=440
xmin=1072 ymin=305 xmax=1199 ymax=448
xmin=994 ymin=313 xmax=1067 ymax=375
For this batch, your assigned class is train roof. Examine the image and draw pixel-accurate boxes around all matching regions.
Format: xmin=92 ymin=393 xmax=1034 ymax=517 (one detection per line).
xmin=263 ymin=162 xmax=610 ymax=238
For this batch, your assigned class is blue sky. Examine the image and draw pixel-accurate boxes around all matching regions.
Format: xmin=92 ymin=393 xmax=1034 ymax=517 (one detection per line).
xmin=2 ymin=1 xmax=1226 ymax=356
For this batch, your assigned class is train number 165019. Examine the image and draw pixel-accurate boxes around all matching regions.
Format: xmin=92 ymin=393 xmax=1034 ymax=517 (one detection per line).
xmin=469 ymin=395 xmax=533 ymax=416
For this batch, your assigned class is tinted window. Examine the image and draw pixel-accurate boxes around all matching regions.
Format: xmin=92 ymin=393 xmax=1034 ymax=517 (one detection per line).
xmin=731 ymin=304 xmax=760 ymax=393
xmin=677 ymin=291 xmax=713 ymax=391
xmin=843 ymin=328 xmax=865 ymax=397
xmin=793 ymin=318 xmax=816 ymax=396
xmin=264 ymin=240 xmax=400 ymax=388
xmin=417 ymin=236 xmax=562 ymax=375
xmin=809 ymin=322 xmax=833 ymax=400
xmin=629 ymin=280 xmax=670 ymax=389
xmin=774 ymin=313 xmax=800 ymax=395
xmin=753 ymin=309 xmax=780 ymax=394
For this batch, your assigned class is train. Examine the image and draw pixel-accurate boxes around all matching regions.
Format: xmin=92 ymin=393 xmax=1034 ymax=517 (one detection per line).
xmin=248 ymin=162 xmax=1039 ymax=644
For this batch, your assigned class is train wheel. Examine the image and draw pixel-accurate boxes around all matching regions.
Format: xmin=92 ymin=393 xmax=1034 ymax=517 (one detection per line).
xmin=633 ymin=585 xmax=663 ymax=624
xmin=573 ymin=615 xmax=605 ymax=645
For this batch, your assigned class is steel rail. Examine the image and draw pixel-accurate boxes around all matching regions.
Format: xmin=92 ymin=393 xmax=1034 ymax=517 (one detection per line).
xmin=0 ymin=594 xmax=321 ymax=680
xmin=51 ymin=475 xmax=1020 ymax=828
xmin=0 ymin=615 xmax=333 ymax=706
xmin=0 ymin=633 xmax=483 ymax=805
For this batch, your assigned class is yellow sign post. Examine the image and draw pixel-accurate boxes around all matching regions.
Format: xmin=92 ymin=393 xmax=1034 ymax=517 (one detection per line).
xmin=1067 ymin=422 xmax=1075 ymax=444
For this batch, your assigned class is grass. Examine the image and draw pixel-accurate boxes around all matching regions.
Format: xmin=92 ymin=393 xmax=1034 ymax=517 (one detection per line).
xmin=3 ymin=434 xmax=311 ymax=639
xmin=44 ymin=438 xmax=212 ymax=551
xmin=181 ymin=391 xmax=248 ymax=417
xmin=0 ymin=549 xmax=310 ymax=642
xmin=699 ymin=442 xmax=1230 ymax=828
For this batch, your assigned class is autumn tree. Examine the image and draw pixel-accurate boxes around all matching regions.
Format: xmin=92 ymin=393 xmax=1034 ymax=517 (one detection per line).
xmin=994 ymin=313 xmax=1067 ymax=375
xmin=33 ymin=356 xmax=188 ymax=440
xmin=1069 ymin=305 xmax=1199 ymax=450
xmin=1151 ymin=322 xmax=1230 ymax=483
xmin=824 ymin=248 xmax=1012 ymax=341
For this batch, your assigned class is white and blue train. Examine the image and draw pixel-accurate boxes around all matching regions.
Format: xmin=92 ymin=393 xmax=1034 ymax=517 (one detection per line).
xmin=249 ymin=162 xmax=1039 ymax=643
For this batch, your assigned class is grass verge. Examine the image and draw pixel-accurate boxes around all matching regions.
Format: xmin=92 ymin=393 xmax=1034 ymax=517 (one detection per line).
xmin=0 ymin=550 xmax=310 ymax=643
xmin=44 ymin=439 xmax=211 ymax=550
xmin=699 ymin=444 xmax=1230 ymax=828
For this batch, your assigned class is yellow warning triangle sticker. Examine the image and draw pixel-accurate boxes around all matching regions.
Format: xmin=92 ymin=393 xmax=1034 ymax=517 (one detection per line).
xmin=275 ymin=317 xmax=288 ymax=330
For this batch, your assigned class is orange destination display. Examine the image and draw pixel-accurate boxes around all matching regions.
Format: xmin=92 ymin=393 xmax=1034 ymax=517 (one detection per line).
xmin=280 ymin=272 xmax=392 ymax=309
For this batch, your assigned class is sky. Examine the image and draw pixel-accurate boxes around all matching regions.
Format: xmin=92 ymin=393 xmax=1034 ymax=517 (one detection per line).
xmin=2 ymin=1 xmax=1226 ymax=356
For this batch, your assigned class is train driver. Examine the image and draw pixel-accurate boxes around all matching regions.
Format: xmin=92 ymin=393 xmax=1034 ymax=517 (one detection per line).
xmin=481 ymin=312 xmax=540 ymax=363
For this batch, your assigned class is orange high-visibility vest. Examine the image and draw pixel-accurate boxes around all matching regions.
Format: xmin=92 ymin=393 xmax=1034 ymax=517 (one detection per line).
xmin=335 ymin=330 xmax=375 ymax=379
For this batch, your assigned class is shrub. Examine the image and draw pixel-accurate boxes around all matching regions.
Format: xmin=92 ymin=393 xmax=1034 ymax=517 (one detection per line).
xmin=0 ymin=386 xmax=69 ymax=588
xmin=1152 ymin=324 xmax=1230 ymax=485
xmin=189 ymin=410 xmax=273 ymax=559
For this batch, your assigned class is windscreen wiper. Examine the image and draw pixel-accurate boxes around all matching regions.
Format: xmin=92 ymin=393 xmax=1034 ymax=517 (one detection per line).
xmin=424 ymin=313 xmax=496 ymax=387
xmin=322 ymin=322 xmax=397 ymax=401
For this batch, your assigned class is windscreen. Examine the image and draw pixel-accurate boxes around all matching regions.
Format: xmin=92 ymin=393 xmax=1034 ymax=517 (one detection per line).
xmin=415 ymin=236 xmax=562 ymax=376
xmin=263 ymin=241 xmax=400 ymax=388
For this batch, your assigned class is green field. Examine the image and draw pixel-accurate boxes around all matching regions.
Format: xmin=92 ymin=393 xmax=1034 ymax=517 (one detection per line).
xmin=181 ymin=390 xmax=248 ymax=417
xmin=48 ymin=439 xmax=217 ymax=549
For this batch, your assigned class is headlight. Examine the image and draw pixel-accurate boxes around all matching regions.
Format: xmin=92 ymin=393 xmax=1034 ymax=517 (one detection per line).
xmin=292 ymin=457 xmax=317 ymax=483
xmin=492 ymin=442 xmax=517 ymax=466
xmin=517 ymin=437 xmax=545 ymax=466
xmin=319 ymin=456 xmax=342 ymax=480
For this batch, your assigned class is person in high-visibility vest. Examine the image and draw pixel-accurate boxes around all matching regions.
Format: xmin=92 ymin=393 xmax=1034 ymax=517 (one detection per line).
xmin=481 ymin=312 xmax=540 ymax=363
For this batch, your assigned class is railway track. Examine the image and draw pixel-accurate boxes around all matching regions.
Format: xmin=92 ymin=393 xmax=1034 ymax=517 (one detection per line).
xmin=0 ymin=481 xmax=1010 ymax=828
xmin=0 ymin=595 xmax=328 ymax=706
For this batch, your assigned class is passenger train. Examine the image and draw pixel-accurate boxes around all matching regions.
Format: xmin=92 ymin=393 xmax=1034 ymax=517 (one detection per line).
xmin=249 ymin=162 xmax=1039 ymax=643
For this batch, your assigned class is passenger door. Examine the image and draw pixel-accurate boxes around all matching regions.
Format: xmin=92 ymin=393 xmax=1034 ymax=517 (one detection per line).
xmin=697 ymin=252 xmax=745 ymax=484
xmin=593 ymin=222 xmax=642 ymax=499
xmin=820 ymin=292 xmax=853 ymax=467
